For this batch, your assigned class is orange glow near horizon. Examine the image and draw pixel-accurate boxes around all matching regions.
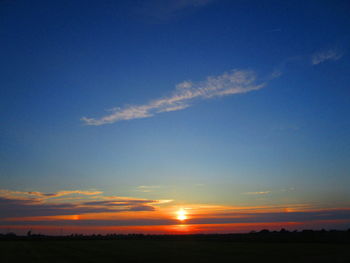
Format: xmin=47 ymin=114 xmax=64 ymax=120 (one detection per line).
xmin=3 ymin=203 xmax=350 ymax=236
xmin=0 ymin=222 xmax=294 ymax=235
xmin=5 ymin=220 xmax=350 ymax=235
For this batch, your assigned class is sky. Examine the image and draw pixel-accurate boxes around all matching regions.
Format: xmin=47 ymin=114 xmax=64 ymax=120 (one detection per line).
xmin=1 ymin=0 xmax=350 ymax=235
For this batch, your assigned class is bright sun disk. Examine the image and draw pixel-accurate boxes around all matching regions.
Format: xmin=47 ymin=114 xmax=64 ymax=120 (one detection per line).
xmin=176 ymin=209 xmax=187 ymax=221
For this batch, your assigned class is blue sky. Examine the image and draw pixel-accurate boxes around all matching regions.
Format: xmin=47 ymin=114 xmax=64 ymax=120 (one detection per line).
xmin=1 ymin=0 xmax=350 ymax=233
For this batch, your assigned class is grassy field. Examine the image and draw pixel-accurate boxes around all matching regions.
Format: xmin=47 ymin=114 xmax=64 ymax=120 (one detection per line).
xmin=1 ymin=239 xmax=349 ymax=263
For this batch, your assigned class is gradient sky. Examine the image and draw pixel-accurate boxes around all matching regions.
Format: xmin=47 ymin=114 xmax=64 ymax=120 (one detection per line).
xmin=1 ymin=0 xmax=350 ymax=234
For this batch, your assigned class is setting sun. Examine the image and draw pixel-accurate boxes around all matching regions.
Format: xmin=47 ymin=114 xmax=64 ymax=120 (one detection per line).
xmin=176 ymin=209 xmax=187 ymax=222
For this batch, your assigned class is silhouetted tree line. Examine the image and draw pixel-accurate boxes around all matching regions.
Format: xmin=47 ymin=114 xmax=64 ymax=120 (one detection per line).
xmin=0 ymin=228 xmax=350 ymax=243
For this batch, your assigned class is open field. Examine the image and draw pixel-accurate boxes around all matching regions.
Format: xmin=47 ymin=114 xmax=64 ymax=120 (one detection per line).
xmin=1 ymin=239 xmax=349 ymax=263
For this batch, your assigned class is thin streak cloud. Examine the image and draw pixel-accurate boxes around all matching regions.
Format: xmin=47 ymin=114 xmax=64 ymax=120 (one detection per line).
xmin=136 ymin=0 xmax=214 ymax=21
xmin=136 ymin=185 xmax=161 ymax=193
xmin=244 ymin=191 xmax=271 ymax=195
xmin=312 ymin=49 xmax=343 ymax=65
xmin=82 ymin=70 xmax=265 ymax=126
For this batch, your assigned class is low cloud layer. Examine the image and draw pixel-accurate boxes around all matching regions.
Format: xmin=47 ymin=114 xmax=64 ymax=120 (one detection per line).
xmin=1 ymin=189 xmax=349 ymax=233
xmin=0 ymin=189 xmax=171 ymax=218
xmin=0 ymin=189 xmax=102 ymax=200
xmin=312 ymin=49 xmax=343 ymax=65
xmin=2 ymin=203 xmax=349 ymax=228
xmin=81 ymin=70 xmax=265 ymax=126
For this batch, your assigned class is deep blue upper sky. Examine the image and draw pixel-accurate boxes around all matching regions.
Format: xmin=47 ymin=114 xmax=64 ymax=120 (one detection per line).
xmin=1 ymin=0 xmax=350 ymax=206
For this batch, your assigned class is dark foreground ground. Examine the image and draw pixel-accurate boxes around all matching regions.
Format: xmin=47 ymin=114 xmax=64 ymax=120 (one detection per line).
xmin=1 ymin=238 xmax=350 ymax=263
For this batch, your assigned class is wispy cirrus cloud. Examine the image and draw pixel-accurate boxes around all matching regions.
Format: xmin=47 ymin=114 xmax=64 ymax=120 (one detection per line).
xmin=312 ymin=49 xmax=343 ymax=65
xmin=82 ymin=70 xmax=266 ymax=126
